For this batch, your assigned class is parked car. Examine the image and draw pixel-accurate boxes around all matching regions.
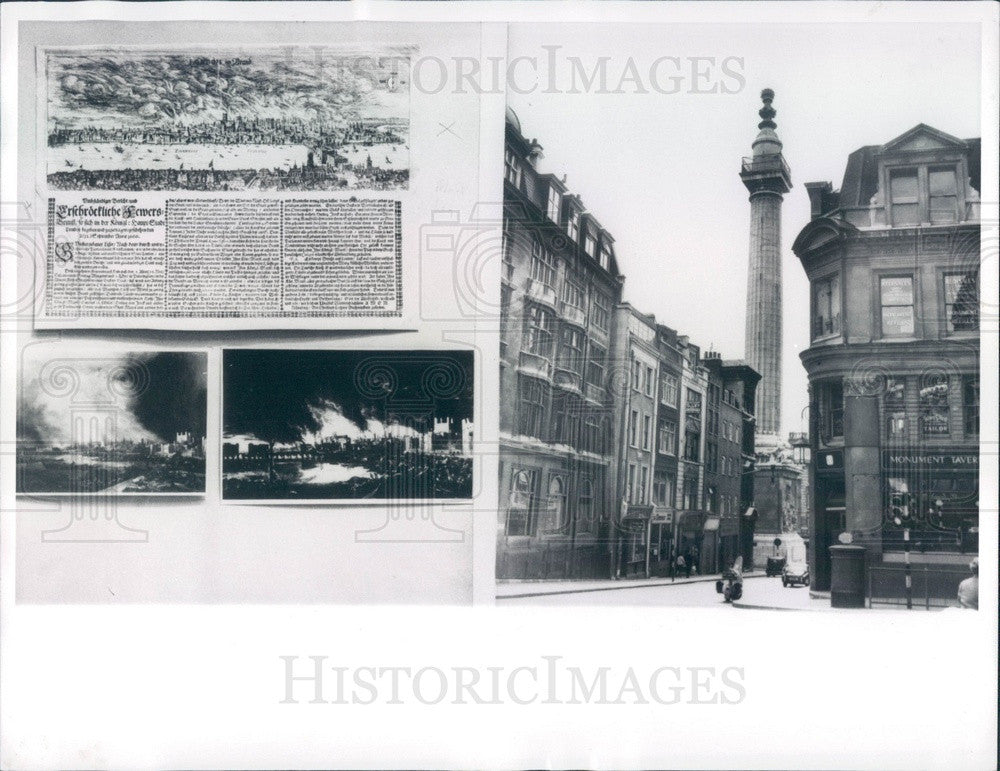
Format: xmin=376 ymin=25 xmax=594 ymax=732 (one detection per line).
xmin=765 ymin=556 xmax=786 ymax=576
xmin=782 ymin=560 xmax=809 ymax=587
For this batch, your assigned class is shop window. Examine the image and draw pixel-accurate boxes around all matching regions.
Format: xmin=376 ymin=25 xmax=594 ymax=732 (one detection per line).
xmin=944 ymin=271 xmax=979 ymax=332
xmin=919 ymin=375 xmax=950 ymax=437
xmin=506 ymin=468 xmax=537 ymax=536
xmin=963 ymin=376 xmax=979 ymax=436
xmin=884 ymin=377 xmax=907 ymax=440
xmin=880 ymin=275 xmax=915 ymax=337
xmin=812 ymin=274 xmax=841 ymax=339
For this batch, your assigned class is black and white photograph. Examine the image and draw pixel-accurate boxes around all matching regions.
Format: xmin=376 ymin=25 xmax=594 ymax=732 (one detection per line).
xmin=223 ymin=349 xmax=474 ymax=501
xmin=44 ymin=46 xmax=410 ymax=191
xmin=17 ymin=347 xmax=208 ymax=494
xmin=496 ymin=23 xmax=983 ymax=613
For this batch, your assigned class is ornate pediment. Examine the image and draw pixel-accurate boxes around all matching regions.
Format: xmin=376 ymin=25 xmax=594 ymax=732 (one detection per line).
xmin=882 ymin=124 xmax=967 ymax=154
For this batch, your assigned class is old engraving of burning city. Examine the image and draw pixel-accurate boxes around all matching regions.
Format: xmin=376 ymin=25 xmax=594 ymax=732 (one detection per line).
xmin=222 ymin=350 xmax=474 ymax=502
xmin=43 ymin=47 xmax=409 ymax=191
xmin=17 ymin=348 xmax=208 ymax=495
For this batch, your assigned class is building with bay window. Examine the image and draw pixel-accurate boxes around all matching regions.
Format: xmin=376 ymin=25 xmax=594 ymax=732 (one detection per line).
xmin=793 ymin=123 xmax=981 ymax=598
xmin=498 ymin=107 xmax=625 ymax=580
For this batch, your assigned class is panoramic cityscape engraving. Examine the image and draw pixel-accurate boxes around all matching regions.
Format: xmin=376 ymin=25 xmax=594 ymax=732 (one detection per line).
xmin=222 ymin=350 xmax=474 ymax=501
xmin=17 ymin=349 xmax=208 ymax=495
xmin=44 ymin=47 xmax=410 ymax=191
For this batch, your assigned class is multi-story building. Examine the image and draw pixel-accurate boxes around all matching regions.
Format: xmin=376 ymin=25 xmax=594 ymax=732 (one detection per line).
xmin=609 ymin=305 xmax=661 ymax=578
xmin=649 ymin=324 xmax=684 ymax=576
xmin=674 ymin=337 xmax=710 ymax=569
xmin=793 ymin=123 xmax=981 ymax=597
xmin=702 ymin=354 xmax=762 ymax=570
xmin=497 ymin=107 xmax=625 ymax=580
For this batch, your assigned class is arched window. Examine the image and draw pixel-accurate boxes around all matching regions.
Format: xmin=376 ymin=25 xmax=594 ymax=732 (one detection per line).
xmin=544 ymin=475 xmax=568 ymax=533
xmin=506 ymin=469 xmax=536 ymax=536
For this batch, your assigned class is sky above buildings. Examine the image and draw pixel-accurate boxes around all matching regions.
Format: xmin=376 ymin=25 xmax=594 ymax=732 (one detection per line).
xmin=507 ymin=22 xmax=982 ymax=436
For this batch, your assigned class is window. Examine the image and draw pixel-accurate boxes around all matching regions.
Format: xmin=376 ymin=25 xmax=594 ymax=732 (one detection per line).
xmin=561 ymin=275 xmax=585 ymax=312
xmin=524 ymin=304 xmax=555 ymax=358
xmin=963 ymin=376 xmax=979 ymax=436
xmin=544 ymin=476 xmax=567 ymax=533
xmin=559 ymin=326 xmax=585 ymax=376
xmin=658 ymin=420 xmax=677 ymax=455
xmin=661 ymin=373 xmax=679 ymax=407
xmin=506 ymin=468 xmax=536 ymax=536
xmin=686 ymin=388 xmax=702 ymax=412
xmin=683 ymin=477 xmax=698 ymax=510
xmin=944 ymin=272 xmax=979 ymax=332
xmin=577 ymin=479 xmax=595 ymax=534
xmin=653 ymin=477 xmax=667 ymax=506
xmin=683 ymin=419 xmax=701 ymax=462
xmin=632 ymin=360 xmax=641 ymax=390
xmin=586 ymin=343 xmax=606 ymax=388
xmin=639 ymin=466 xmax=649 ymax=503
xmin=518 ymin=376 xmax=547 ymax=438
xmin=928 ymin=167 xmax=958 ymax=224
xmin=818 ymin=380 xmax=844 ymax=441
xmin=567 ymin=209 xmax=580 ymax=241
xmin=584 ymin=233 xmax=597 ymax=258
xmin=546 ymin=185 xmax=561 ymax=222
xmin=642 ymin=414 xmax=652 ymax=450
xmin=599 ymin=246 xmax=611 ymax=272
xmin=889 ymin=168 xmax=919 ymax=226
xmin=919 ymin=375 xmax=950 ymax=437
xmin=530 ymin=241 xmax=557 ymax=290
xmin=504 ymin=148 xmax=522 ymax=188
xmin=812 ymin=274 xmax=841 ymax=339
xmin=591 ymin=292 xmax=610 ymax=332
xmin=627 ymin=464 xmax=636 ymax=502
xmin=581 ymin=414 xmax=604 ymax=455
xmin=884 ymin=377 xmax=907 ymax=440
xmin=629 ymin=410 xmax=638 ymax=447
xmin=706 ymin=442 xmax=718 ymax=473
xmin=880 ymin=275 xmax=915 ymax=337
xmin=644 ymin=366 xmax=654 ymax=396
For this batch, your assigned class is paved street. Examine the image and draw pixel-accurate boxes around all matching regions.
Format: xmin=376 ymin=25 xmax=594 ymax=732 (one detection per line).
xmin=497 ymin=574 xmax=946 ymax=611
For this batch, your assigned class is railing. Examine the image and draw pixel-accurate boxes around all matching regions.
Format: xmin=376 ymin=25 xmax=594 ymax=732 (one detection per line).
xmin=867 ymin=564 xmax=970 ymax=609
xmin=740 ymin=154 xmax=791 ymax=181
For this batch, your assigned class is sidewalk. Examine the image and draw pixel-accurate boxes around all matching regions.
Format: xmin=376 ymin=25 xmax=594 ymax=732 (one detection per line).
xmin=496 ymin=570 xmax=765 ymax=599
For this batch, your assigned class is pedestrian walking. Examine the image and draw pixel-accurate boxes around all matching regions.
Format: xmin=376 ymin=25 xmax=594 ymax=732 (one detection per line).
xmin=958 ymin=558 xmax=978 ymax=609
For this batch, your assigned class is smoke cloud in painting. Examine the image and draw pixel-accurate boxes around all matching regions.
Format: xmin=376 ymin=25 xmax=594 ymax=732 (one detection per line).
xmin=49 ymin=49 xmax=408 ymax=130
xmin=17 ymin=349 xmax=208 ymax=494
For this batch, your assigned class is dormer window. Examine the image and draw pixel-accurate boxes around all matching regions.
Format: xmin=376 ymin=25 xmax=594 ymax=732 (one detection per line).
xmin=546 ymin=186 xmax=560 ymax=222
xmin=888 ymin=164 xmax=961 ymax=226
xmin=599 ymin=246 xmax=611 ymax=272
xmin=928 ymin=167 xmax=958 ymax=224
xmin=889 ymin=169 xmax=919 ymax=225
xmin=584 ymin=233 xmax=597 ymax=258
xmin=566 ymin=209 xmax=580 ymax=241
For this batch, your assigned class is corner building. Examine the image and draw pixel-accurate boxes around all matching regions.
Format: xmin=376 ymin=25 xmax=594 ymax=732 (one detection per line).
xmin=793 ymin=124 xmax=981 ymax=596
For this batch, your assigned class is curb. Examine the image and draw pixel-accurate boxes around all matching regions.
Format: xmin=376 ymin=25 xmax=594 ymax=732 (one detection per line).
xmin=497 ymin=573 xmax=767 ymax=600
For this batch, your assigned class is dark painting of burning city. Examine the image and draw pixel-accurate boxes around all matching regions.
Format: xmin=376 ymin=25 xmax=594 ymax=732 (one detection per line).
xmin=17 ymin=349 xmax=208 ymax=494
xmin=222 ymin=350 xmax=474 ymax=501
xmin=44 ymin=47 xmax=409 ymax=191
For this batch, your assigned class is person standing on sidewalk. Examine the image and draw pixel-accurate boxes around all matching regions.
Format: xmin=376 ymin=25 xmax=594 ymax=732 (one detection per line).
xmin=958 ymin=558 xmax=978 ymax=609
xmin=675 ymin=552 xmax=687 ymax=579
